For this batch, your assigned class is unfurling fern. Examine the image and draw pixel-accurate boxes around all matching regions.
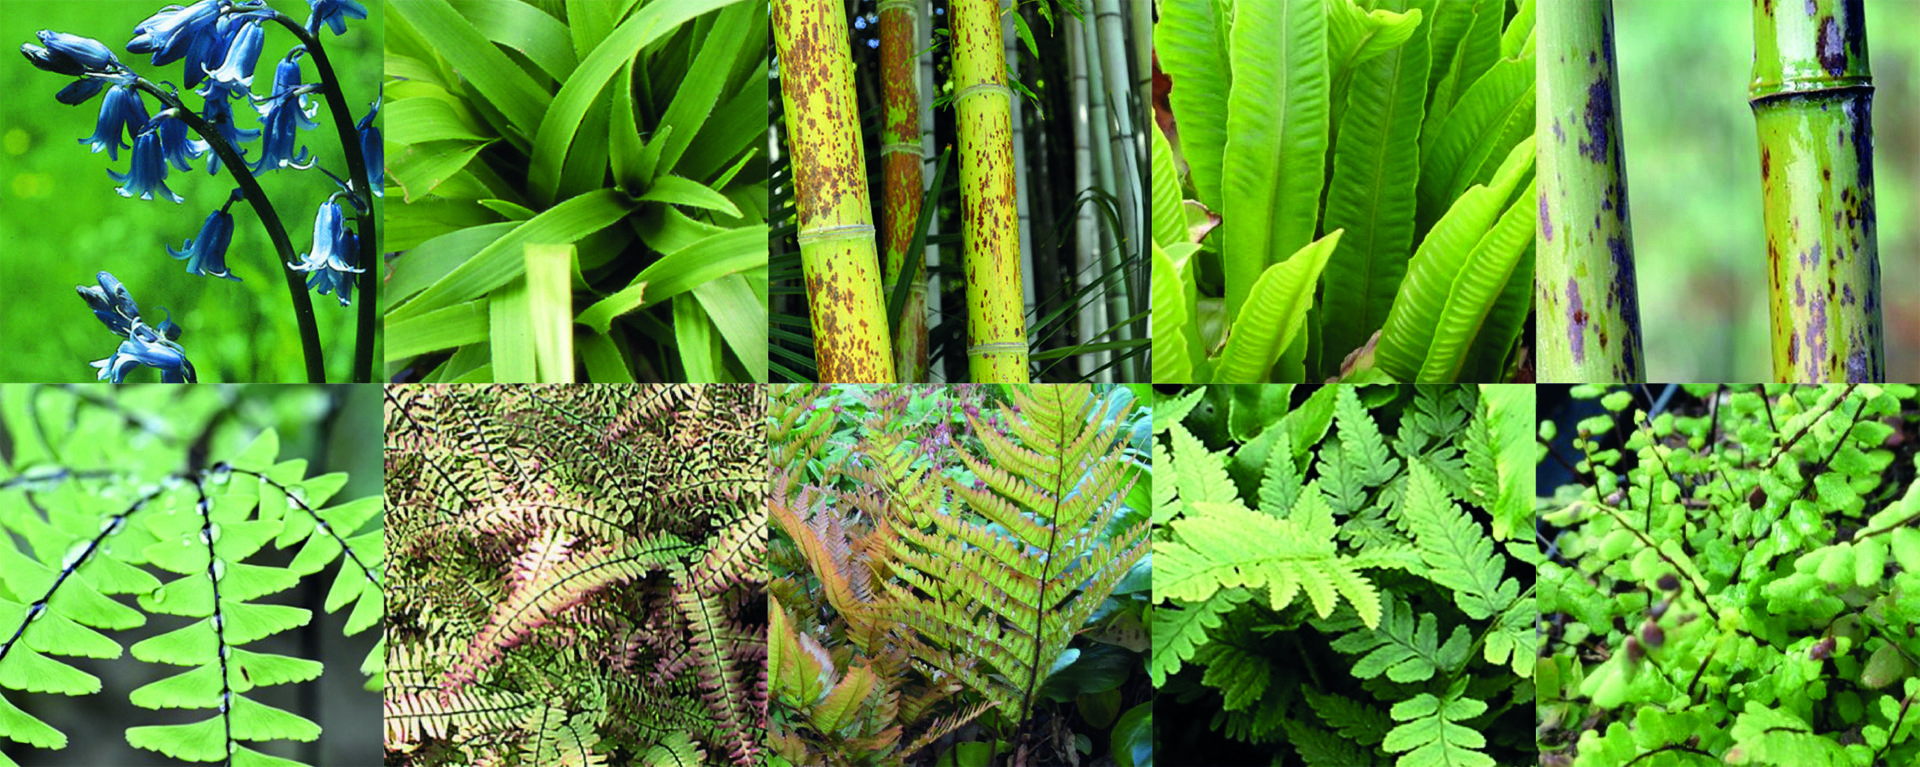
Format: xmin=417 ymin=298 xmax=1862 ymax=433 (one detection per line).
xmin=383 ymin=384 xmax=766 ymax=767
xmin=0 ymin=386 xmax=382 ymax=767
xmin=1152 ymin=384 xmax=1535 ymax=766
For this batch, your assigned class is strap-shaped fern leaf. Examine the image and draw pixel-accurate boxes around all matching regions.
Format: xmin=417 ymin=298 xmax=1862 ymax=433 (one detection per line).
xmin=879 ymin=385 xmax=1149 ymax=723
xmin=1381 ymin=679 xmax=1494 ymax=767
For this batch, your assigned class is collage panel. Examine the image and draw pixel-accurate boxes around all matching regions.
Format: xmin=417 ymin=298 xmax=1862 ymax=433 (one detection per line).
xmin=1152 ymin=1 xmax=1537 ymax=385
xmin=382 ymin=384 xmax=768 ymax=765
xmin=1537 ymin=0 xmax=1918 ymax=384
xmin=771 ymin=1 xmax=1152 ymax=384
xmin=382 ymin=3 xmax=771 ymax=384
xmin=768 ymin=383 xmax=1153 ymax=764
xmin=1538 ymin=384 xmax=1920 ymax=765
xmin=0 ymin=384 xmax=383 ymax=766
xmin=1152 ymin=383 xmax=1535 ymax=766
xmin=2 ymin=0 xmax=382 ymax=383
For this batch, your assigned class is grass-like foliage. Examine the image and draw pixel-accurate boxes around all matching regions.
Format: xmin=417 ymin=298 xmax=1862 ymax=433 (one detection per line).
xmin=0 ymin=385 xmax=382 ymax=767
xmin=1154 ymin=0 xmax=1536 ymax=383
xmin=382 ymin=384 xmax=766 ymax=766
xmin=383 ymin=0 xmax=769 ymax=383
xmin=768 ymin=384 xmax=1153 ymax=766
xmin=1152 ymin=384 xmax=1535 ymax=766
xmin=1538 ymin=384 xmax=1920 ymax=766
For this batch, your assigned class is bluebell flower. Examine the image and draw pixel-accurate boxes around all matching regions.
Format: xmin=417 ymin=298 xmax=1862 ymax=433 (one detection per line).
xmin=199 ymin=19 xmax=263 ymax=94
xmin=127 ymin=0 xmax=222 ymax=67
xmin=92 ymin=325 xmax=197 ymax=383
xmin=54 ymin=78 xmax=108 ymax=105
xmin=289 ymin=199 xmax=362 ymax=306
xmin=168 ymin=205 xmax=240 ymax=280
xmin=180 ymin=12 xmax=238 ymax=88
xmin=108 ymin=120 xmax=184 ymax=202
xmin=252 ymin=78 xmax=315 ymax=174
xmin=306 ymin=0 xmax=366 ymax=36
xmin=154 ymin=308 xmax=184 ymax=341
xmin=153 ymin=109 xmax=203 ymax=170
xmin=358 ymin=92 xmax=382 ymax=196
xmin=77 ymin=84 xmax=148 ymax=160
xmin=259 ymin=51 xmax=317 ymax=127
xmin=76 ymin=271 xmax=140 ymax=337
xmin=22 ymin=30 xmax=118 ymax=76
xmin=193 ymin=93 xmax=258 ymax=175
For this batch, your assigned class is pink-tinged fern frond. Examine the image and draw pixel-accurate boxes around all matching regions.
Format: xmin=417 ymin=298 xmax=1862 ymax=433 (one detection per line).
xmin=675 ymin=573 xmax=761 ymax=766
xmin=383 ymin=685 xmax=540 ymax=747
xmin=444 ymin=534 xmax=692 ymax=692
xmin=689 ymin=505 xmax=765 ymax=597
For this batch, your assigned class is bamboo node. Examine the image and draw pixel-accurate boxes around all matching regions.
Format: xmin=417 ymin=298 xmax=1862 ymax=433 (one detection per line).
xmin=796 ymin=224 xmax=877 ymax=246
xmin=953 ymin=82 xmax=1013 ymax=107
xmin=876 ymin=0 xmax=918 ymax=16
xmin=881 ymin=142 xmax=925 ymax=158
xmin=967 ymin=341 xmax=1028 ymax=356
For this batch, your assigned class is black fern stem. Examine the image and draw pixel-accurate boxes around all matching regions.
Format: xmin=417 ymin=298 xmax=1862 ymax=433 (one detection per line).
xmin=129 ymin=80 xmax=325 ymax=382
xmin=189 ymin=476 xmax=236 ymax=767
xmin=262 ymin=10 xmax=379 ymax=383
xmin=0 ymin=487 xmax=160 ymax=663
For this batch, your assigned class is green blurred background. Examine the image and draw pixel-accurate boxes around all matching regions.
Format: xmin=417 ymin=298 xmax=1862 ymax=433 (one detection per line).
xmin=1613 ymin=0 xmax=1918 ymax=381
xmin=0 ymin=0 xmax=381 ymax=382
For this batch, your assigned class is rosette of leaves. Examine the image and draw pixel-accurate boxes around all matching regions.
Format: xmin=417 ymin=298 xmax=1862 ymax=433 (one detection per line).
xmin=382 ymin=0 xmax=769 ymax=383
xmin=1151 ymin=384 xmax=1535 ymax=766
xmin=382 ymin=384 xmax=767 ymax=766
xmin=1538 ymin=384 xmax=1920 ymax=767
xmin=0 ymin=385 xmax=383 ymax=767
xmin=1153 ymin=0 xmax=1536 ymax=383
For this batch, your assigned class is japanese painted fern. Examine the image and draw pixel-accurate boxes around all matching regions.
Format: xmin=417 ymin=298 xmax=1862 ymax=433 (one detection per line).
xmin=0 ymin=385 xmax=382 ymax=767
xmin=1152 ymin=384 xmax=1535 ymax=767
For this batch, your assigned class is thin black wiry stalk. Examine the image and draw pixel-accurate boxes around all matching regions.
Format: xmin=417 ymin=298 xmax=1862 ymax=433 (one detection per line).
xmin=130 ymin=78 xmax=325 ymax=382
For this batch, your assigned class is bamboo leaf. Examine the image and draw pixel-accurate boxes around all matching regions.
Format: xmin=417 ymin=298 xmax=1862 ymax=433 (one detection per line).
xmin=677 ymin=61 xmax=770 ymax=183
xmin=389 ymin=0 xmax=552 ymax=139
xmin=1155 ymin=0 xmax=1234 ymax=209
xmin=1417 ymin=56 xmax=1532 ymax=230
xmin=1221 ymin=0 xmax=1329 ymax=318
xmin=1377 ymin=136 xmax=1534 ymax=381
xmin=578 ymin=332 xmax=635 ymax=382
xmin=391 ymin=189 xmax=641 ymax=322
xmin=1418 ymin=178 xmax=1536 ymax=382
xmin=1152 ymin=243 xmax=1195 ymax=383
xmin=639 ymin=176 xmax=743 ymax=218
xmin=528 ymin=0 xmax=746 ymax=204
xmin=1321 ymin=0 xmax=1429 ymax=374
xmin=489 ymin=277 xmax=536 ymax=383
xmin=1217 ymin=230 xmax=1344 ymax=383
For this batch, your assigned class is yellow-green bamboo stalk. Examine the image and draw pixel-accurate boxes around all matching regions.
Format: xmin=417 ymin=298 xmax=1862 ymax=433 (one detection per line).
xmin=773 ymin=0 xmax=896 ymax=382
xmin=1751 ymin=0 xmax=1883 ymax=382
xmin=879 ymin=0 xmax=928 ymax=382
xmin=951 ymin=0 xmax=1030 ymax=383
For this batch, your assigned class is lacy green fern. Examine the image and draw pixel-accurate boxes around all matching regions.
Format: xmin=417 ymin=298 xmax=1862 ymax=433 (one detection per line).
xmin=0 ymin=385 xmax=382 ymax=767
xmin=1153 ymin=384 xmax=1534 ymax=766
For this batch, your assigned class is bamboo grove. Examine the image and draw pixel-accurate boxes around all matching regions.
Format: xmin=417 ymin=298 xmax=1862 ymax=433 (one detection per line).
xmin=772 ymin=1 xmax=1151 ymax=384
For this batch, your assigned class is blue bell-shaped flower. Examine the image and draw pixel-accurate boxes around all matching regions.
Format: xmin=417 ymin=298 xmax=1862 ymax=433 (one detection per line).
xmin=359 ymin=92 xmax=382 ymax=197
xmin=289 ymin=199 xmax=362 ymax=306
xmin=77 ymin=83 xmax=148 ymax=160
xmin=128 ymin=0 xmax=221 ymax=67
xmin=306 ymin=0 xmax=367 ymax=36
xmin=75 ymin=271 xmax=140 ymax=337
xmin=168 ymin=206 xmax=240 ymax=280
xmin=199 ymin=19 xmax=263 ymax=95
xmin=22 ymin=30 xmax=118 ymax=76
xmin=108 ymin=119 xmax=183 ymax=202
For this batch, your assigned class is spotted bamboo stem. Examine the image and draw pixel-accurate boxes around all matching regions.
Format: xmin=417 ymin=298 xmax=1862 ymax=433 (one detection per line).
xmin=1751 ymin=0 xmax=1883 ymax=382
xmin=1537 ymin=0 xmax=1644 ymax=383
xmin=879 ymin=0 xmax=928 ymax=382
xmin=773 ymin=0 xmax=896 ymax=382
xmin=952 ymin=0 xmax=1030 ymax=383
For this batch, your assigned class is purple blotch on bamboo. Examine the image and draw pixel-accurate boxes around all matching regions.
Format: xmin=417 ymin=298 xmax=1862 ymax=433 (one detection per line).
xmin=1581 ymin=78 xmax=1614 ymax=163
xmin=1567 ymin=279 xmax=1587 ymax=363
xmin=1848 ymin=346 xmax=1869 ymax=382
xmin=1817 ymin=16 xmax=1846 ymax=76
xmin=1540 ymin=191 xmax=1553 ymax=241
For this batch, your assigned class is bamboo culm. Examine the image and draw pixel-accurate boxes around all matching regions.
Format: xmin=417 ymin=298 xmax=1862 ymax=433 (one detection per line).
xmin=1078 ymin=13 xmax=1127 ymax=382
xmin=1751 ymin=0 xmax=1883 ymax=382
xmin=1068 ymin=12 xmax=1108 ymax=381
xmin=773 ymin=0 xmax=897 ymax=382
xmin=1536 ymin=0 xmax=1646 ymax=383
xmin=952 ymin=0 xmax=1030 ymax=383
xmin=879 ymin=0 xmax=929 ymax=382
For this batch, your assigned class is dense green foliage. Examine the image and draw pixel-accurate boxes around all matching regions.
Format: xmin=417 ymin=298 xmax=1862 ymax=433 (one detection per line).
xmin=1152 ymin=384 xmax=1534 ymax=766
xmin=382 ymin=384 xmax=766 ymax=766
xmin=0 ymin=385 xmax=382 ymax=766
xmin=382 ymin=0 xmax=769 ymax=383
xmin=1539 ymin=384 xmax=1920 ymax=766
xmin=768 ymin=384 xmax=1152 ymax=765
xmin=1153 ymin=0 xmax=1536 ymax=383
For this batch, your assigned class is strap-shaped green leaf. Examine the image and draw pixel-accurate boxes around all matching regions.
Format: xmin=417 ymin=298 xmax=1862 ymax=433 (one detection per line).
xmin=652 ymin=2 xmax=758 ymax=176
xmin=692 ymin=273 xmax=769 ymax=383
xmin=389 ymin=0 xmax=552 ymax=139
xmin=1456 ymin=231 xmax=1532 ymax=381
xmin=1419 ymin=177 xmax=1537 ymax=382
xmin=388 ymin=139 xmax=495 ymax=204
xmin=1376 ymin=136 xmax=1533 ymax=381
xmin=1417 ymin=56 xmax=1533 ymax=229
xmin=1422 ymin=0 xmax=1503 ymax=139
xmin=451 ymin=0 xmax=579 ymax=80
xmin=1216 ymin=230 xmax=1343 ymax=383
xmin=386 ymin=97 xmax=494 ymax=145
xmin=640 ymin=176 xmax=744 ymax=218
xmin=1151 ymin=243 xmax=1195 ymax=383
xmin=1321 ymin=0 xmax=1430 ymax=373
xmin=391 ymin=189 xmax=642 ymax=322
xmin=1151 ymin=121 xmax=1185 ymax=250
xmin=385 ymin=300 xmax=489 ymax=362
xmin=1326 ymin=0 xmax=1424 ymax=77
xmin=1220 ymin=0 xmax=1329 ymax=317
xmin=528 ymin=0 xmax=748 ymax=204
xmin=578 ymin=225 xmax=767 ymax=333
xmin=1155 ymin=0 xmax=1234 ymax=209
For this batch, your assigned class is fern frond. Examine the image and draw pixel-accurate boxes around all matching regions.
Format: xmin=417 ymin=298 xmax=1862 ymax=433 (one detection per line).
xmin=1149 ymin=589 xmax=1246 ymax=686
xmin=637 ymin=730 xmax=704 ymax=767
xmin=1381 ymin=680 xmax=1494 ymax=767
xmin=674 ymin=572 xmax=761 ymax=766
xmin=1327 ymin=596 xmax=1470 ymax=682
xmin=384 ymin=684 xmax=541 ymax=746
xmin=1303 ymin=688 xmax=1394 ymax=746
xmin=1400 ymin=461 xmax=1518 ymax=619
xmin=1285 ymin=717 xmax=1386 ymax=767
xmin=1156 ymin=499 xmax=1384 ymax=629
